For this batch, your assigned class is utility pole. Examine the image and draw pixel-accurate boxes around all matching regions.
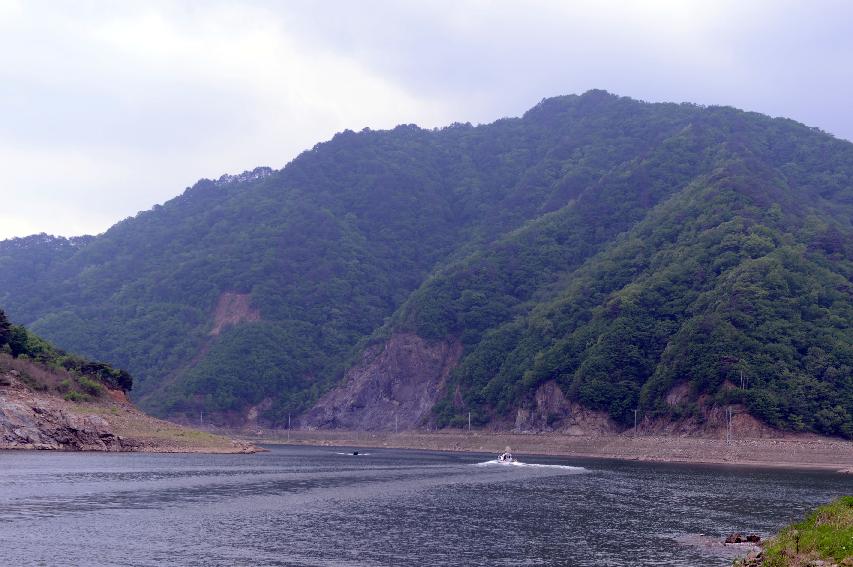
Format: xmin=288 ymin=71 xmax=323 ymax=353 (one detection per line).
xmin=200 ymin=410 xmax=203 ymax=427
xmin=287 ymin=413 xmax=291 ymax=442
xmin=468 ymin=412 xmax=471 ymax=433
xmin=395 ymin=414 xmax=398 ymax=434
xmin=740 ymin=369 xmax=744 ymax=390
xmin=633 ymin=409 xmax=638 ymax=437
xmin=726 ymin=407 xmax=733 ymax=444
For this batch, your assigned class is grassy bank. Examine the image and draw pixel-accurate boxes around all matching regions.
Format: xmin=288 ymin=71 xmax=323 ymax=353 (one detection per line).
xmin=736 ymin=496 xmax=853 ymax=566
xmin=76 ymin=402 xmax=251 ymax=452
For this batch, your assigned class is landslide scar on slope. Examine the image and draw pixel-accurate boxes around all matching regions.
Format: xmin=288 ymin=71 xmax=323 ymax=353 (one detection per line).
xmin=210 ymin=292 xmax=261 ymax=336
xmin=137 ymin=292 xmax=262 ymax=409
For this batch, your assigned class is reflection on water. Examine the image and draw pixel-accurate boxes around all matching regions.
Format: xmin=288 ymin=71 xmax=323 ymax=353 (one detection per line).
xmin=0 ymin=446 xmax=848 ymax=566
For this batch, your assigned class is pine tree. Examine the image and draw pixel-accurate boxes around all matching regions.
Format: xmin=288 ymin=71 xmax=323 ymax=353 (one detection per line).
xmin=0 ymin=309 xmax=10 ymax=347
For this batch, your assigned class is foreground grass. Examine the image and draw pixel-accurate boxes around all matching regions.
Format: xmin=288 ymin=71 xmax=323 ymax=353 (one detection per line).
xmin=758 ymin=496 xmax=853 ymax=566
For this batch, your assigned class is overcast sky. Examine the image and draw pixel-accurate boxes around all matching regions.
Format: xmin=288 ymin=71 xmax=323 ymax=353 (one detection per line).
xmin=2 ymin=0 xmax=852 ymax=240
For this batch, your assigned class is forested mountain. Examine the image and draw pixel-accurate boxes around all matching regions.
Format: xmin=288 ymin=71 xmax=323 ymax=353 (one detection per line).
xmin=1 ymin=91 xmax=850 ymax=437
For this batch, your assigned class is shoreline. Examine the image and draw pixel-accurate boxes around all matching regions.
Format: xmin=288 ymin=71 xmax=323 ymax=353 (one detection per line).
xmin=240 ymin=430 xmax=853 ymax=473
xmin=0 ymin=375 xmax=259 ymax=454
xmin=0 ymin=444 xmax=259 ymax=454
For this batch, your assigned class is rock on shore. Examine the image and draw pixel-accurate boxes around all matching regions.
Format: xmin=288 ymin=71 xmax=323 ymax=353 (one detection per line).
xmin=1 ymin=370 xmax=256 ymax=453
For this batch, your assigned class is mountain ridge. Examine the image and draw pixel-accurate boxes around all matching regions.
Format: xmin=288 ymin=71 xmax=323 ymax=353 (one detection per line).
xmin=1 ymin=90 xmax=850 ymax=437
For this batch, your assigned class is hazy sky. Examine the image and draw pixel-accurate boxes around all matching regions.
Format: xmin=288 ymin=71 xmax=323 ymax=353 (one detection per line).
xmin=2 ymin=0 xmax=852 ymax=239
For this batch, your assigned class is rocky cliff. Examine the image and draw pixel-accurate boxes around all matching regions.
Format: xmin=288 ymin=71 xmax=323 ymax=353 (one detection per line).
xmin=299 ymin=348 xmax=762 ymax=437
xmin=510 ymin=379 xmax=782 ymax=438
xmin=302 ymin=333 xmax=462 ymax=431
xmin=513 ymin=380 xmax=620 ymax=435
xmin=0 ymin=367 xmax=255 ymax=452
xmin=1 ymin=370 xmax=125 ymax=450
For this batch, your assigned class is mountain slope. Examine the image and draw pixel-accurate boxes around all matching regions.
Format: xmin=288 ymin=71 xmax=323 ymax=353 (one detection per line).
xmin=415 ymin=157 xmax=852 ymax=437
xmin=0 ymin=91 xmax=850 ymax=436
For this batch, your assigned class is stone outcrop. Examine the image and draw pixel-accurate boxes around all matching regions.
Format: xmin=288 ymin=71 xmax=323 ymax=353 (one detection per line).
xmin=299 ymin=353 xmax=790 ymax=438
xmin=513 ymin=380 xmax=620 ymax=434
xmin=301 ymin=333 xmax=462 ymax=431
xmin=725 ymin=533 xmax=761 ymax=544
xmin=0 ymin=368 xmax=257 ymax=453
xmin=644 ymin=382 xmax=781 ymax=438
xmin=1 ymin=378 xmax=126 ymax=451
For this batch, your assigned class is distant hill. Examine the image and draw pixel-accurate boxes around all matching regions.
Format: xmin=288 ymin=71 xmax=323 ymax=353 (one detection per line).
xmin=1 ymin=91 xmax=850 ymax=437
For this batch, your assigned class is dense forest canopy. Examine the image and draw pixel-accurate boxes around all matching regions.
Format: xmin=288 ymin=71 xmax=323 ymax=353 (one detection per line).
xmin=0 ymin=91 xmax=850 ymax=436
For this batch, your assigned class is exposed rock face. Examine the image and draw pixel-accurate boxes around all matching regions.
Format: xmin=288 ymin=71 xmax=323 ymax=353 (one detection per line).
xmin=0 ymin=369 xmax=257 ymax=452
xmin=301 ymin=353 xmax=782 ymax=437
xmin=665 ymin=382 xmax=691 ymax=407
xmin=645 ymin=382 xmax=781 ymax=438
xmin=302 ymin=333 xmax=462 ymax=431
xmin=245 ymin=397 xmax=273 ymax=428
xmin=513 ymin=380 xmax=620 ymax=435
xmin=1 ymin=380 xmax=125 ymax=451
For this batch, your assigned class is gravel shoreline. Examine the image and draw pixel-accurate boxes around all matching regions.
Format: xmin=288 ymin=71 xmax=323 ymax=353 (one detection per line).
xmin=246 ymin=429 xmax=853 ymax=472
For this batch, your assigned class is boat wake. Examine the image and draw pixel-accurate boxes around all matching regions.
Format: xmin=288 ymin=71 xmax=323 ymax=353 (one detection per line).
xmin=474 ymin=460 xmax=586 ymax=471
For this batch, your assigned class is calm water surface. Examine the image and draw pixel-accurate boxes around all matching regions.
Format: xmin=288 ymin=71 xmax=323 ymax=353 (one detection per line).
xmin=0 ymin=445 xmax=850 ymax=566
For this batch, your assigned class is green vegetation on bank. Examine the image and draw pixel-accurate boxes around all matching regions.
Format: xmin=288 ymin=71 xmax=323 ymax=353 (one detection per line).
xmin=0 ymin=308 xmax=132 ymax=400
xmin=0 ymin=91 xmax=849 ymax=433
xmin=743 ymin=496 xmax=853 ymax=566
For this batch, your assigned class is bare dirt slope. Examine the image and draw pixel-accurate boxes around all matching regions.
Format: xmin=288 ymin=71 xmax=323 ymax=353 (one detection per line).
xmin=209 ymin=292 xmax=261 ymax=336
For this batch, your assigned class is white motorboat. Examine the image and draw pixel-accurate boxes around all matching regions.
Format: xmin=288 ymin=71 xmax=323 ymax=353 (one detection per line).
xmin=497 ymin=447 xmax=514 ymax=463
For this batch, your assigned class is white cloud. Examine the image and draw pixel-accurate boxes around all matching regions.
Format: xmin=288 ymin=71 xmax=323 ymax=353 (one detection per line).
xmin=0 ymin=143 xmax=131 ymax=238
xmin=0 ymin=1 xmax=451 ymax=239
xmin=1 ymin=0 xmax=852 ymax=239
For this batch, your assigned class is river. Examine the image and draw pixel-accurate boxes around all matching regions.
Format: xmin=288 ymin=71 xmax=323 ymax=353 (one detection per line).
xmin=0 ymin=445 xmax=849 ymax=566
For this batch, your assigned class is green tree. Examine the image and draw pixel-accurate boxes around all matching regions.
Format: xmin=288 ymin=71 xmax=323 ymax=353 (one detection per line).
xmin=0 ymin=309 xmax=10 ymax=347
